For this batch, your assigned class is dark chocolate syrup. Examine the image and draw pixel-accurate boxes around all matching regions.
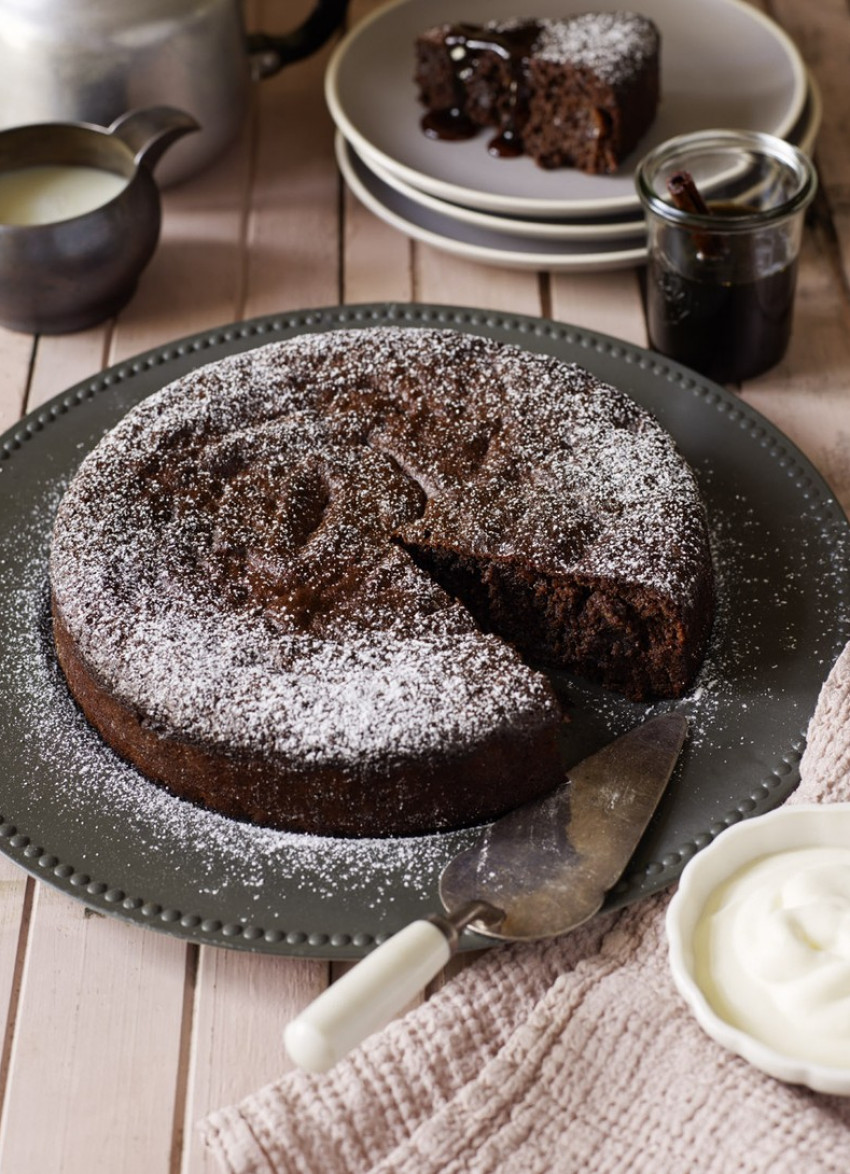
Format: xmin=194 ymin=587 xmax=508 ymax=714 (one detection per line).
xmin=647 ymin=202 xmax=799 ymax=383
xmin=420 ymin=107 xmax=477 ymax=142
xmin=421 ymin=21 xmax=541 ymax=156
xmin=488 ymin=127 xmax=524 ymax=159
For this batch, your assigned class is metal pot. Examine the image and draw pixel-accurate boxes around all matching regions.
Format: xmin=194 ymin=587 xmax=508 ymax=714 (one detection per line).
xmin=0 ymin=0 xmax=349 ymax=185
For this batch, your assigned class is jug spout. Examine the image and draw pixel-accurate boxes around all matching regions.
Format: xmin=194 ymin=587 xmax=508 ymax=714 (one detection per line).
xmin=108 ymin=107 xmax=200 ymax=173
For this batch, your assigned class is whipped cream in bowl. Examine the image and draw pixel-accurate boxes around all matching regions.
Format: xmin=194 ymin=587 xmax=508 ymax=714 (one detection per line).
xmin=666 ymin=803 xmax=850 ymax=1094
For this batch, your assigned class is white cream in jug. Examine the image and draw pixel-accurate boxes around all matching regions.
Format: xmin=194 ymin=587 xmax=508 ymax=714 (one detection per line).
xmin=694 ymin=846 xmax=850 ymax=1068
xmin=0 ymin=165 xmax=128 ymax=225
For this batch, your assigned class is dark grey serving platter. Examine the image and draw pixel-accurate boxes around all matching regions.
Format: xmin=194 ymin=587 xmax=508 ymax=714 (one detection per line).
xmin=0 ymin=303 xmax=848 ymax=959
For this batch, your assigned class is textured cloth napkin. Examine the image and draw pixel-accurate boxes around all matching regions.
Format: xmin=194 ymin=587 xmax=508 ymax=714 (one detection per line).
xmin=200 ymin=643 xmax=850 ymax=1174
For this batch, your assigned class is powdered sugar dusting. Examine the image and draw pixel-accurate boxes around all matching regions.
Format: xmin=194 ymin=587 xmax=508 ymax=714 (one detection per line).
xmin=2 ymin=500 xmax=462 ymax=920
xmin=50 ymin=328 xmax=709 ymax=788
xmin=400 ymin=340 xmax=709 ymax=604
xmin=535 ymin=13 xmax=659 ymax=84
xmin=453 ymin=13 xmax=659 ymax=86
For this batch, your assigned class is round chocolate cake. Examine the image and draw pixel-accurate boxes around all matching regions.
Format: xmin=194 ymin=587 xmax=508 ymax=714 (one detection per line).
xmin=49 ymin=327 xmax=714 ymax=837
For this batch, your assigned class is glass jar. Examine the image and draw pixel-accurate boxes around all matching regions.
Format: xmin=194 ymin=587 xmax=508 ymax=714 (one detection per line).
xmin=636 ymin=129 xmax=817 ymax=383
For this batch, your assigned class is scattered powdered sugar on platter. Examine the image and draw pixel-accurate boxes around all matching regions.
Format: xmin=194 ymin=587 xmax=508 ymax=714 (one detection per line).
xmin=0 ymin=490 xmax=476 ymax=941
xmin=5 ymin=523 xmax=456 ymax=912
xmin=0 ymin=458 xmax=798 ymax=933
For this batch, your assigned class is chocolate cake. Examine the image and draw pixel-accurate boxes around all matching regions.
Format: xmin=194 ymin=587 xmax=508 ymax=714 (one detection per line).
xmin=414 ymin=13 xmax=661 ymax=173
xmin=49 ymin=327 xmax=713 ymax=837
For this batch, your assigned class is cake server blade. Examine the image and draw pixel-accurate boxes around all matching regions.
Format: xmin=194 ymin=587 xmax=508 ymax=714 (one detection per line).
xmin=439 ymin=710 xmax=688 ymax=941
xmin=285 ymin=712 xmax=687 ymax=1072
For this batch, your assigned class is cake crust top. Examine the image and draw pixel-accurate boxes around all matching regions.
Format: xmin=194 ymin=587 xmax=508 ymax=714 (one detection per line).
xmin=534 ymin=13 xmax=660 ymax=84
xmin=50 ymin=327 xmax=709 ymax=766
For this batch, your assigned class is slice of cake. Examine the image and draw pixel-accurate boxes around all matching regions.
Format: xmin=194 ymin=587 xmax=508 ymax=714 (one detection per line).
xmin=414 ymin=13 xmax=661 ymax=173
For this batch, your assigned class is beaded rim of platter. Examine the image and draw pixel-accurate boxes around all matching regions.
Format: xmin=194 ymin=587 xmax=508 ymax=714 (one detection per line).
xmin=0 ymin=302 xmax=844 ymax=958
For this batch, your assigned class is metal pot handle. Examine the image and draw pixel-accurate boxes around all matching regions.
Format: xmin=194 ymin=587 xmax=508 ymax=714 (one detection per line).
xmin=246 ymin=0 xmax=350 ymax=80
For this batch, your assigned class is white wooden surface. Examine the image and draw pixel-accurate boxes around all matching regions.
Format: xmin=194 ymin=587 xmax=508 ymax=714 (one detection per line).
xmin=0 ymin=1 xmax=848 ymax=1170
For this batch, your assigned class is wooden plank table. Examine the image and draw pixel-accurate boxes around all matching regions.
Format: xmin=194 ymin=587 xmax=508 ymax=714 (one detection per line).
xmin=0 ymin=1 xmax=848 ymax=1169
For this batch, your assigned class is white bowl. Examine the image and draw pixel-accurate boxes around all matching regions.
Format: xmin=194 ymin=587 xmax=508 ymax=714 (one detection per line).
xmin=666 ymin=803 xmax=850 ymax=1095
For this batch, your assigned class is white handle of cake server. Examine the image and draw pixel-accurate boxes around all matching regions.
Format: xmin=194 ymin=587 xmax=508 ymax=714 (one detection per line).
xmin=284 ymin=919 xmax=453 ymax=1073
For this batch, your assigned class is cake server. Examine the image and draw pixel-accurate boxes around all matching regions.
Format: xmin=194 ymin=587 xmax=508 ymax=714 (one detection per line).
xmin=285 ymin=711 xmax=688 ymax=1072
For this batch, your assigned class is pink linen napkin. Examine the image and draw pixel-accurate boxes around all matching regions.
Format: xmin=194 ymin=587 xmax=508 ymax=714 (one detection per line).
xmin=200 ymin=643 xmax=850 ymax=1174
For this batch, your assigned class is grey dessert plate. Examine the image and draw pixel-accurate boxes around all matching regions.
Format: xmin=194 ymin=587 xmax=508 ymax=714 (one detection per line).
xmin=0 ymin=303 xmax=848 ymax=959
xmin=325 ymin=0 xmax=807 ymax=217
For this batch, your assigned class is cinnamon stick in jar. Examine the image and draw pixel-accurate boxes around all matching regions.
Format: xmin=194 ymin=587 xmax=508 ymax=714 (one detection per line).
xmin=666 ymin=169 xmax=722 ymax=260
xmin=667 ymin=170 xmax=711 ymax=216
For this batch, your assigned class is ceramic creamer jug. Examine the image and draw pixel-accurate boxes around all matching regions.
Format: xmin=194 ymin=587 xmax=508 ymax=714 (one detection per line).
xmin=0 ymin=0 xmax=349 ymax=185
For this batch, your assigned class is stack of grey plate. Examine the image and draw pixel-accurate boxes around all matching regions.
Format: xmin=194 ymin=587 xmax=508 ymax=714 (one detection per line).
xmin=325 ymin=0 xmax=818 ymax=272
